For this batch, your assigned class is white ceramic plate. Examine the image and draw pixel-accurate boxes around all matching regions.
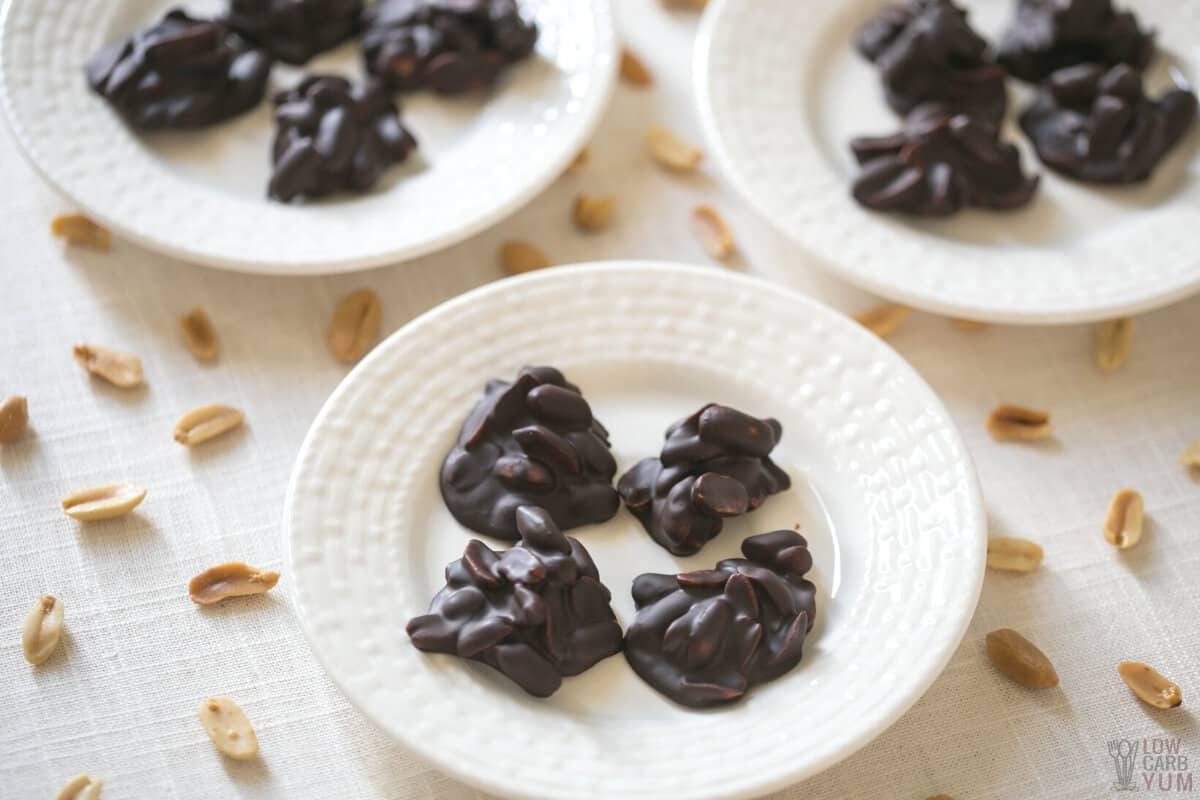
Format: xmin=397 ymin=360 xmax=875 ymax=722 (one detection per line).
xmin=695 ymin=0 xmax=1200 ymax=325
xmin=0 ymin=0 xmax=615 ymax=274
xmin=285 ymin=261 xmax=987 ymax=800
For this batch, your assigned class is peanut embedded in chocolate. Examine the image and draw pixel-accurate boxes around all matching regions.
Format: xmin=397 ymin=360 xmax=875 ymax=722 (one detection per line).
xmin=997 ymin=0 xmax=1155 ymax=83
xmin=407 ymin=506 xmax=623 ymax=697
xmin=224 ymin=0 xmax=362 ymax=65
xmin=624 ymin=530 xmax=817 ymax=708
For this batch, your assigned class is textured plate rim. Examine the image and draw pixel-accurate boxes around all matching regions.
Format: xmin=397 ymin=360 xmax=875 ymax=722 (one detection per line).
xmin=282 ymin=260 xmax=988 ymax=800
xmin=0 ymin=0 xmax=618 ymax=276
xmin=693 ymin=0 xmax=1200 ymax=326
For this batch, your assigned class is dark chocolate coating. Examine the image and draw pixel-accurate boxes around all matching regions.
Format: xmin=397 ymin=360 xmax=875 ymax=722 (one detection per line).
xmin=624 ymin=530 xmax=817 ymax=708
xmin=850 ymin=104 xmax=1040 ymax=216
xmin=85 ymin=8 xmax=272 ymax=131
xmin=362 ymin=0 xmax=538 ymax=94
xmin=268 ymin=75 xmax=418 ymax=203
xmin=856 ymin=0 xmax=1007 ymax=125
xmin=997 ymin=0 xmax=1155 ymax=83
xmin=407 ymin=506 xmax=623 ymax=697
xmin=617 ymin=404 xmax=790 ymax=557
xmin=441 ymin=366 xmax=619 ymax=541
xmin=224 ymin=0 xmax=362 ymax=65
xmin=1019 ymin=64 xmax=1197 ymax=184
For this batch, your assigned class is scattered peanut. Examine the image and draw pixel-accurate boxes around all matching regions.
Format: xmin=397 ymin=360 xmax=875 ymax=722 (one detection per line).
xmin=199 ymin=696 xmax=259 ymax=760
xmin=572 ymin=194 xmax=616 ymax=232
xmin=499 ymin=240 xmax=551 ymax=275
xmin=1103 ymin=488 xmax=1144 ymax=550
xmin=951 ymin=318 xmax=987 ymax=330
xmin=1180 ymin=438 xmax=1200 ymax=468
xmin=1117 ymin=661 xmax=1182 ymax=709
xmin=0 ymin=395 xmax=29 ymax=443
xmin=619 ymin=49 xmax=653 ymax=87
xmin=327 ymin=289 xmax=382 ymax=364
xmin=986 ymin=537 xmax=1044 ymax=573
xmin=55 ymin=774 xmax=103 ymax=800
xmin=986 ymin=404 xmax=1053 ymax=442
xmin=174 ymin=404 xmax=245 ymax=447
xmin=61 ymin=483 xmax=147 ymax=521
xmin=22 ymin=595 xmax=64 ymax=665
xmin=566 ymin=148 xmax=589 ymax=174
xmin=854 ymin=303 xmax=909 ymax=338
xmin=646 ymin=124 xmax=703 ymax=172
xmin=179 ymin=308 xmax=219 ymax=362
xmin=51 ymin=213 xmax=111 ymax=251
xmin=690 ymin=205 xmax=736 ymax=260
xmin=985 ymin=628 xmax=1059 ymax=688
xmin=73 ymin=344 xmax=143 ymax=389
xmin=1094 ymin=317 xmax=1132 ymax=373
xmin=189 ymin=562 xmax=280 ymax=606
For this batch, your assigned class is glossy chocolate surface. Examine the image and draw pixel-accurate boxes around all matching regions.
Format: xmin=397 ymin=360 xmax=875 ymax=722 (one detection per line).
xmin=407 ymin=506 xmax=623 ymax=697
xmin=618 ymin=404 xmax=790 ymax=556
xmin=441 ymin=366 xmax=619 ymax=541
xmin=1019 ymin=64 xmax=1196 ymax=184
xmin=624 ymin=530 xmax=817 ymax=708
xmin=86 ymin=8 xmax=272 ymax=131
xmin=997 ymin=0 xmax=1154 ymax=83
xmin=225 ymin=0 xmax=362 ymax=65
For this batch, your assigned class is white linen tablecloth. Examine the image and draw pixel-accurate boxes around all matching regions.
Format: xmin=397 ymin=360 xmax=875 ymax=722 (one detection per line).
xmin=2 ymin=2 xmax=1198 ymax=798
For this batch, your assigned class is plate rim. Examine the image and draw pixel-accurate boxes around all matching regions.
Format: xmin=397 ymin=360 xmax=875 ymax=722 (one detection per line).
xmin=282 ymin=259 xmax=988 ymax=799
xmin=0 ymin=0 xmax=618 ymax=276
xmin=692 ymin=0 xmax=1200 ymax=326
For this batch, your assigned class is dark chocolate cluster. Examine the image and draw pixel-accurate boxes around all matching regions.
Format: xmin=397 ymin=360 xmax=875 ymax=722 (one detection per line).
xmin=86 ymin=9 xmax=272 ymax=131
xmin=856 ymin=0 xmax=1007 ymax=125
xmin=268 ymin=76 xmax=418 ymax=202
xmin=851 ymin=105 xmax=1040 ymax=216
xmin=617 ymin=404 xmax=790 ymax=557
xmin=624 ymin=531 xmax=817 ymax=708
xmin=998 ymin=0 xmax=1155 ymax=83
xmin=441 ymin=367 xmax=619 ymax=542
xmin=224 ymin=0 xmax=362 ymax=65
xmin=1019 ymin=64 xmax=1197 ymax=184
xmin=407 ymin=506 xmax=623 ymax=697
xmin=362 ymin=0 xmax=539 ymax=94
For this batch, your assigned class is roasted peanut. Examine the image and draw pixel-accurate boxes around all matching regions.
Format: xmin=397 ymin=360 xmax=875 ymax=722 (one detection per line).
xmin=1117 ymin=661 xmax=1182 ymax=709
xmin=986 ymin=404 xmax=1053 ymax=442
xmin=647 ymin=125 xmax=703 ymax=172
xmin=1094 ymin=317 xmax=1132 ymax=373
xmin=73 ymin=344 xmax=143 ymax=389
xmin=327 ymin=289 xmax=382 ymax=364
xmin=61 ymin=484 xmax=146 ymax=521
xmin=1181 ymin=438 xmax=1200 ymax=468
xmin=499 ymin=240 xmax=551 ymax=275
xmin=54 ymin=774 xmax=103 ymax=800
xmin=51 ymin=214 xmax=111 ymax=251
xmin=22 ymin=595 xmax=64 ymax=665
xmin=986 ymin=537 xmax=1044 ymax=572
xmin=619 ymin=49 xmax=653 ymax=87
xmin=1103 ymin=488 xmax=1144 ymax=550
xmin=174 ymin=404 xmax=245 ymax=447
xmin=691 ymin=205 xmax=736 ymax=260
xmin=572 ymin=195 xmax=616 ymax=232
xmin=0 ymin=395 xmax=28 ymax=443
xmin=199 ymin=696 xmax=259 ymax=760
xmin=189 ymin=562 xmax=280 ymax=605
xmin=985 ymin=628 xmax=1059 ymax=688
xmin=179 ymin=308 xmax=219 ymax=362
xmin=854 ymin=303 xmax=909 ymax=338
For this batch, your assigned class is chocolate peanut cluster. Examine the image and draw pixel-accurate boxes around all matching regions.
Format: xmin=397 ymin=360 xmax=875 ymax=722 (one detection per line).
xmin=851 ymin=105 xmax=1040 ymax=216
xmin=998 ymin=0 xmax=1155 ymax=83
xmin=618 ymin=404 xmax=790 ymax=557
xmin=857 ymin=0 xmax=1007 ymax=125
xmin=407 ymin=506 xmax=623 ymax=697
xmin=86 ymin=9 xmax=272 ymax=131
xmin=269 ymin=76 xmax=418 ymax=202
xmin=224 ymin=0 xmax=362 ymax=65
xmin=1019 ymin=64 xmax=1197 ymax=184
xmin=362 ymin=0 xmax=539 ymax=94
xmin=441 ymin=367 xmax=619 ymax=541
xmin=624 ymin=531 xmax=818 ymax=708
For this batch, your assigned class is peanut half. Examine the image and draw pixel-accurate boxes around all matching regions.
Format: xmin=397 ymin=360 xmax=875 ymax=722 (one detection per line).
xmin=22 ymin=595 xmax=64 ymax=665
xmin=327 ymin=289 xmax=382 ymax=364
xmin=51 ymin=213 xmax=111 ymax=251
xmin=1103 ymin=488 xmax=1144 ymax=550
xmin=854 ymin=303 xmax=909 ymax=338
xmin=73 ymin=344 xmax=143 ymax=389
xmin=61 ymin=483 xmax=147 ymax=521
xmin=1094 ymin=317 xmax=1133 ymax=373
xmin=646 ymin=125 xmax=703 ymax=172
xmin=986 ymin=404 xmax=1053 ymax=442
xmin=572 ymin=195 xmax=616 ymax=232
xmin=55 ymin=774 xmax=103 ymax=800
xmin=985 ymin=628 xmax=1059 ymax=688
xmin=1117 ymin=661 xmax=1182 ymax=709
xmin=199 ymin=696 xmax=259 ymax=760
xmin=619 ymin=49 xmax=653 ymax=87
xmin=986 ymin=537 xmax=1044 ymax=572
xmin=179 ymin=308 xmax=219 ymax=362
xmin=174 ymin=404 xmax=245 ymax=447
xmin=1181 ymin=438 xmax=1200 ymax=468
xmin=691 ymin=205 xmax=737 ymax=260
xmin=189 ymin=562 xmax=280 ymax=606
xmin=0 ymin=395 xmax=29 ymax=443
xmin=500 ymin=240 xmax=551 ymax=275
